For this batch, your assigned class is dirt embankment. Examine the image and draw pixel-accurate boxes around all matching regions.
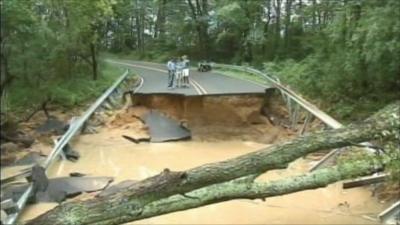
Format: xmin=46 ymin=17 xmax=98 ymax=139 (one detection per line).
xmin=0 ymin=105 xmax=83 ymax=166
xmin=108 ymin=94 xmax=296 ymax=143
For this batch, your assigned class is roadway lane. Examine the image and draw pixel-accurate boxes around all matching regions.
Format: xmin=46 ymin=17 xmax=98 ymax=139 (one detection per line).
xmin=107 ymin=60 xmax=199 ymax=96
xmin=107 ymin=59 xmax=272 ymax=96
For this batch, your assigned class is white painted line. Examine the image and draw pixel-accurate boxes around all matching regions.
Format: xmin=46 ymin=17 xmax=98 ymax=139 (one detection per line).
xmin=189 ymin=79 xmax=203 ymax=95
xmin=190 ymin=78 xmax=208 ymax=95
xmin=108 ymin=60 xmax=204 ymax=96
xmin=135 ymin=77 xmax=144 ymax=93
xmin=109 ymin=60 xmax=263 ymax=95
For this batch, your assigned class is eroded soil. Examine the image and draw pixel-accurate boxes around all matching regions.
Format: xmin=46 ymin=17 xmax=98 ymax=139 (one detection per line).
xmin=7 ymin=94 xmax=394 ymax=224
xmin=131 ymin=94 xmax=296 ymax=143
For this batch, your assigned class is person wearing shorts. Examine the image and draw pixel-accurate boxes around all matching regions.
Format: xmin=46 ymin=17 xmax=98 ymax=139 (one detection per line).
xmin=182 ymin=55 xmax=190 ymax=87
xmin=175 ymin=58 xmax=183 ymax=88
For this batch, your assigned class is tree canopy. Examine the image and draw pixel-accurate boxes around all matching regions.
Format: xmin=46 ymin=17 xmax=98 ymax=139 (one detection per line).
xmin=1 ymin=0 xmax=399 ymax=118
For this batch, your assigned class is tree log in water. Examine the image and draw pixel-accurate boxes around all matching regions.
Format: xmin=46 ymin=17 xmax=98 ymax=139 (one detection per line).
xmin=26 ymin=102 xmax=400 ymax=225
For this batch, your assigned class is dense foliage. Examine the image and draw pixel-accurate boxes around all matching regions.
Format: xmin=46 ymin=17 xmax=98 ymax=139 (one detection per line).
xmin=264 ymin=0 xmax=400 ymax=120
xmin=101 ymin=0 xmax=400 ymax=120
xmin=1 ymin=0 xmax=399 ymax=203
xmin=1 ymin=0 xmax=399 ymax=119
xmin=1 ymin=0 xmax=119 ymax=113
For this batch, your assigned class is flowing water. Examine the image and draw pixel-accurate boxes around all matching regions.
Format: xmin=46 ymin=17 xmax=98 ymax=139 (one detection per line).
xmin=19 ymin=127 xmax=388 ymax=224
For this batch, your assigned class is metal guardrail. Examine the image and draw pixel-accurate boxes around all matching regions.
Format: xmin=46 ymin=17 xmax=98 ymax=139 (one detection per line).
xmin=213 ymin=63 xmax=343 ymax=128
xmin=105 ymin=60 xmax=373 ymax=162
xmin=4 ymin=69 xmax=130 ymax=225
xmin=379 ymin=200 xmax=400 ymax=224
xmin=212 ymin=63 xmax=376 ymax=171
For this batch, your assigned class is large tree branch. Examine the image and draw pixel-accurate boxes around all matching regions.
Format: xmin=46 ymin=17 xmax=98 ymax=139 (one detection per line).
xmin=195 ymin=0 xmax=203 ymax=16
xmin=187 ymin=0 xmax=198 ymax=20
xmin=28 ymin=159 xmax=383 ymax=225
xmin=131 ymin=159 xmax=382 ymax=222
xmin=26 ymin=102 xmax=400 ymax=225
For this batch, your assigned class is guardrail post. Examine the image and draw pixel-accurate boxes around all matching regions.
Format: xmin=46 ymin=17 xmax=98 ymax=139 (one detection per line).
xmin=287 ymin=97 xmax=292 ymax=121
xmin=4 ymin=70 xmax=129 ymax=225
xmin=113 ymin=87 xmax=122 ymax=96
xmin=107 ymin=96 xmax=117 ymax=107
xmin=213 ymin=63 xmax=375 ymax=172
xmin=299 ymin=111 xmax=312 ymax=135
xmin=291 ymin=103 xmax=300 ymax=129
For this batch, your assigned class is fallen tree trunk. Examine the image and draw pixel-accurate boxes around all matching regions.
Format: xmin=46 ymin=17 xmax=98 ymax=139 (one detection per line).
xmin=27 ymin=102 xmax=399 ymax=225
xmin=27 ymin=160 xmax=383 ymax=225
xmin=125 ymin=160 xmax=382 ymax=223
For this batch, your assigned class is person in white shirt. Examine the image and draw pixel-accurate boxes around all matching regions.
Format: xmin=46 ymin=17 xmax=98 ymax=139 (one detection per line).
xmin=175 ymin=58 xmax=184 ymax=88
xmin=181 ymin=55 xmax=190 ymax=87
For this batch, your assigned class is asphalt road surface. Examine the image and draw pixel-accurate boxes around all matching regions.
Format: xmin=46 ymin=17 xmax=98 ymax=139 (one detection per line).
xmin=107 ymin=59 xmax=272 ymax=96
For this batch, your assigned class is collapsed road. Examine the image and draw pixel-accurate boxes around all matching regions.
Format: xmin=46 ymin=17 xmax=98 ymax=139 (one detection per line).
xmin=1 ymin=60 xmax=395 ymax=225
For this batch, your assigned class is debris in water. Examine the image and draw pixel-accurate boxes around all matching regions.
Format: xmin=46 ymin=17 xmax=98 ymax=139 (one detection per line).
xmin=36 ymin=117 xmax=66 ymax=135
xmin=69 ymin=172 xmax=86 ymax=177
xmin=2 ymin=176 xmax=113 ymax=203
xmin=122 ymin=135 xmax=150 ymax=144
xmin=29 ymin=165 xmax=48 ymax=193
xmin=62 ymin=143 xmax=80 ymax=162
xmin=13 ymin=152 xmax=46 ymax=166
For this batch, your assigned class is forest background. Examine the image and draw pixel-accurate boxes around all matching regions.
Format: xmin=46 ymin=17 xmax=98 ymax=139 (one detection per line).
xmin=1 ymin=0 xmax=399 ymax=122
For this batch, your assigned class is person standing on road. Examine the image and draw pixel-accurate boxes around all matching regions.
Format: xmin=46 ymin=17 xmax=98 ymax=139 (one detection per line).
xmin=166 ymin=58 xmax=176 ymax=89
xmin=176 ymin=58 xmax=183 ymax=88
xmin=182 ymin=55 xmax=190 ymax=87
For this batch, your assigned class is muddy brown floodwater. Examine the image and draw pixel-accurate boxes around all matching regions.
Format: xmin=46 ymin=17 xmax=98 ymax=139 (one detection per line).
xmin=18 ymin=95 xmax=390 ymax=224
xmin=20 ymin=129 xmax=388 ymax=224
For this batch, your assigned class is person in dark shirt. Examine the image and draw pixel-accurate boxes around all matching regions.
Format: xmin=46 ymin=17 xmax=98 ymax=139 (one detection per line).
xmin=166 ymin=58 xmax=176 ymax=89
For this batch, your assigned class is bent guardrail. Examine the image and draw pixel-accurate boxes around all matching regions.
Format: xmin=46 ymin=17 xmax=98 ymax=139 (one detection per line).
xmin=104 ymin=59 xmax=372 ymax=171
xmin=212 ymin=63 xmax=374 ymax=171
xmin=4 ymin=69 xmax=130 ymax=225
xmin=213 ymin=63 xmax=342 ymax=128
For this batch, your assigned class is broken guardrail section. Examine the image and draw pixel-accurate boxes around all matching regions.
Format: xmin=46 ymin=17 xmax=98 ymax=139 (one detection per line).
xmin=2 ymin=69 xmax=130 ymax=225
xmin=212 ymin=63 xmax=376 ymax=171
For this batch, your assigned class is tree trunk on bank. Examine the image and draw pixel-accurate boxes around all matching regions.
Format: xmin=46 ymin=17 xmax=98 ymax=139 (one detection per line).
xmin=154 ymin=0 xmax=167 ymax=39
xmin=90 ymin=43 xmax=98 ymax=81
xmin=26 ymin=102 xmax=400 ymax=225
xmin=187 ymin=0 xmax=210 ymax=58
xmin=284 ymin=0 xmax=293 ymax=52
xmin=273 ymin=0 xmax=282 ymax=57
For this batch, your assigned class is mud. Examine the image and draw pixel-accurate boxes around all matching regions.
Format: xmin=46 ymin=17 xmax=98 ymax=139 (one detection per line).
xmin=132 ymin=158 xmax=389 ymax=224
xmin=135 ymin=94 xmax=268 ymax=125
xmin=15 ymin=94 xmax=393 ymax=224
xmin=1 ymin=107 xmax=79 ymax=166
xmin=19 ymin=133 xmax=389 ymax=224
xmin=132 ymin=94 xmax=294 ymax=143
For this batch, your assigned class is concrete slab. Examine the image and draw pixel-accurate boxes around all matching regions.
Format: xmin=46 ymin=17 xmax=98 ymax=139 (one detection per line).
xmin=144 ymin=111 xmax=191 ymax=142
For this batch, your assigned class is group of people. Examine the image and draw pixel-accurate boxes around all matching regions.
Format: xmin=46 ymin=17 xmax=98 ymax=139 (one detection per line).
xmin=166 ymin=55 xmax=190 ymax=89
